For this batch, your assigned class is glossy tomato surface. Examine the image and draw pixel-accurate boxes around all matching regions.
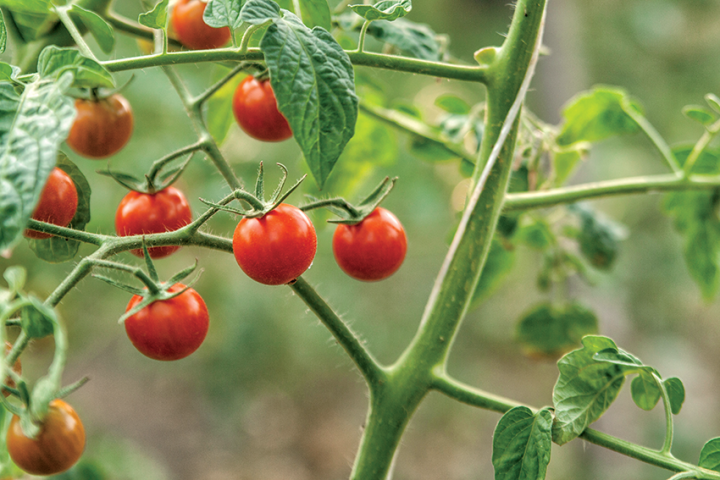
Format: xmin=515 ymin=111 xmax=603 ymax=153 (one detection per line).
xmin=233 ymin=203 xmax=317 ymax=285
xmin=25 ymin=167 xmax=78 ymax=240
xmin=66 ymin=94 xmax=134 ymax=159
xmin=172 ymin=0 xmax=231 ymax=50
xmin=115 ymin=186 xmax=192 ymax=259
xmin=232 ymin=76 xmax=293 ymax=142
xmin=125 ymin=284 xmax=210 ymax=361
xmin=332 ymin=207 xmax=407 ymax=281
xmin=7 ymin=399 xmax=85 ymax=476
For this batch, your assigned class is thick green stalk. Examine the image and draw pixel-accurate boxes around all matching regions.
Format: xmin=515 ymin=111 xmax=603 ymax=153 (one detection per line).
xmin=347 ymin=1 xmax=546 ymax=478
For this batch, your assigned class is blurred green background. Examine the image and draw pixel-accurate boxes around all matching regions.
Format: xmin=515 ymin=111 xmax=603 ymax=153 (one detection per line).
xmin=3 ymin=0 xmax=720 ymax=478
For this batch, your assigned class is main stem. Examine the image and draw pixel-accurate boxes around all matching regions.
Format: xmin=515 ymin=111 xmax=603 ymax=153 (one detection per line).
xmin=348 ymin=1 xmax=546 ymax=478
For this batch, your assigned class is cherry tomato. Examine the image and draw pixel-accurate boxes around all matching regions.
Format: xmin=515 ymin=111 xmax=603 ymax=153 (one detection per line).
xmin=233 ymin=203 xmax=317 ymax=285
xmin=332 ymin=207 xmax=407 ymax=281
xmin=172 ymin=0 xmax=231 ymax=50
xmin=115 ymin=186 xmax=193 ymax=259
xmin=66 ymin=93 xmax=134 ymax=159
xmin=7 ymin=399 xmax=86 ymax=476
xmin=124 ymin=283 xmax=209 ymax=361
xmin=232 ymin=76 xmax=293 ymax=142
xmin=24 ymin=167 xmax=78 ymax=240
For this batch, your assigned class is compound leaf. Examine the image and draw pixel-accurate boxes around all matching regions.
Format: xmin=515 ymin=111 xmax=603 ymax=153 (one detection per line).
xmin=552 ymin=336 xmax=632 ymax=445
xmin=0 ymin=75 xmax=76 ymax=251
xmin=492 ymin=406 xmax=552 ymax=480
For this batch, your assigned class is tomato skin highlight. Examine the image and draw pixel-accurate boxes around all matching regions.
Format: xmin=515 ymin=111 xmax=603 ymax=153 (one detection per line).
xmin=25 ymin=167 xmax=78 ymax=240
xmin=66 ymin=94 xmax=134 ymax=159
xmin=233 ymin=203 xmax=317 ymax=285
xmin=332 ymin=207 xmax=407 ymax=281
xmin=232 ymin=76 xmax=293 ymax=142
xmin=124 ymin=284 xmax=210 ymax=361
xmin=172 ymin=0 xmax=231 ymax=50
xmin=7 ymin=399 xmax=86 ymax=476
xmin=115 ymin=186 xmax=193 ymax=259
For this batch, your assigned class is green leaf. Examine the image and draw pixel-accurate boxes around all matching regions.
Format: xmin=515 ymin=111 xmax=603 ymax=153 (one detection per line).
xmin=3 ymin=266 xmax=25 ymax=293
xmin=0 ymin=75 xmax=76 ymax=251
xmin=37 ymin=46 xmax=115 ymax=89
xmin=492 ymin=406 xmax=552 ymax=480
xmin=516 ymin=219 xmax=554 ymax=251
xmin=0 ymin=63 xmax=20 ymax=83
xmin=69 ymin=5 xmax=115 ymax=54
xmin=239 ymin=0 xmax=282 ymax=25
xmin=0 ymin=0 xmax=51 ymax=15
xmin=706 ymin=94 xmax=720 ymax=114
xmin=435 ymin=94 xmax=470 ymax=115
xmin=350 ymin=0 xmax=411 ymax=22
xmin=259 ymin=7 xmax=358 ymax=187
xmin=664 ymin=377 xmax=685 ymax=415
xmin=683 ymin=105 xmax=717 ymax=126
xmin=552 ymin=336 xmax=631 ymax=445
xmin=663 ymin=148 xmax=720 ymax=300
xmin=207 ymin=68 xmax=246 ymax=145
xmin=205 ymin=0 xmax=243 ymax=29
xmin=570 ymin=203 xmax=625 ymax=271
xmin=366 ymin=18 xmax=441 ymax=61
xmin=139 ymin=0 xmax=169 ymax=29
xmin=630 ymin=371 xmax=661 ymax=411
xmin=516 ymin=302 xmax=599 ymax=360
xmin=699 ymin=438 xmax=720 ymax=472
xmin=674 ymin=145 xmax=720 ymax=175
xmin=276 ymin=0 xmax=331 ymax=30
xmin=20 ymin=295 xmax=55 ymax=338
xmin=27 ymin=153 xmax=91 ymax=263
xmin=551 ymin=143 xmax=588 ymax=186
xmin=556 ymin=86 xmax=642 ymax=147
xmin=469 ymin=238 xmax=515 ymax=309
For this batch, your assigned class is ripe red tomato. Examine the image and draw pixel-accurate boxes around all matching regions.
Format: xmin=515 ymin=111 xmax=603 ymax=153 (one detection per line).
xmin=172 ymin=0 xmax=231 ymax=50
xmin=332 ymin=207 xmax=407 ymax=281
xmin=233 ymin=203 xmax=317 ymax=285
xmin=115 ymin=186 xmax=192 ymax=259
xmin=24 ymin=167 xmax=78 ymax=240
xmin=7 ymin=399 xmax=86 ymax=476
xmin=66 ymin=93 xmax=134 ymax=159
xmin=124 ymin=283 xmax=209 ymax=361
xmin=232 ymin=76 xmax=293 ymax=142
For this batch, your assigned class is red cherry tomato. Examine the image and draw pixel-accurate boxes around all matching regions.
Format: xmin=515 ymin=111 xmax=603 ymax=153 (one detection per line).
xmin=115 ymin=186 xmax=192 ymax=259
xmin=24 ymin=167 xmax=78 ymax=240
xmin=7 ymin=399 xmax=86 ymax=476
xmin=172 ymin=0 xmax=231 ymax=50
xmin=124 ymin=283 xmax=209 ymax=361
xmin=232 ymin=76 xmax=293 ymax=142
xmin=66 ymin=93 xmax=134 ymax=159
xmin=233 ymin=203 xmax=317 ymax=285
xmin=332 ymin=207 xmax=407 ymax=281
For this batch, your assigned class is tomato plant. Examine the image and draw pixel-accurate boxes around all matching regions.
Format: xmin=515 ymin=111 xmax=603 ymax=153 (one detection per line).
xmin=332 ymin=207 xmax=407 ymax=281
xmin=6 ymin=399 xmax=85 ymax=476
xmin=66 ymin=93 xmax=134 ymax=159
xmin=124 ymin=284 xmax=210 ymax=361
xmin=3 ymin=0 xmax=720 ymax=479
xmin=24 ymin=167 xmax=78 ymax=240
xmin=232 ymin=76 xmax=293 ymax=142
xmin=172 ymin=0 xmax=231 ymax=50
xmin=114 ymin=186 xmax=192 ymax=259
xmin=233 ymin=203 xmax=317 ymax=285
